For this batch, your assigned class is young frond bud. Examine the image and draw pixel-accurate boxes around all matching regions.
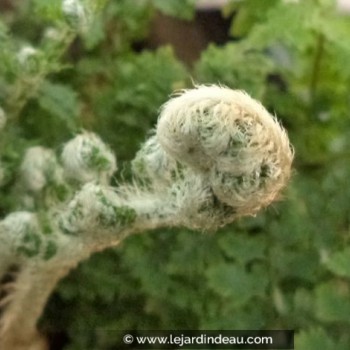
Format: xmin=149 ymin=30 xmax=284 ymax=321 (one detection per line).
xmin=132 ymin=135 xmax=179 ymax=186
xmin=20 ymin=147 xmax=62 ymax=193
xmin=1 ymin=212 xmax=42 ymax=258
xmin=42 ymin=27 xmax=66 ymax=43
xmin=157 ymin=85 xmax=293 ymax=218
xmin=2 ymin=212 xmax=38 ymax=233
xmin=61 ymin=132 xmax=117 ymax=184
xmin=17 ymin=46 xmax=41 ymax=74
xmin=17 ymin=46 xmax=37 ymax=64
xmin=58 ymin=183 xmax=136 ymax=235
xmin=62 ymin=0 xmax=88 ymax=31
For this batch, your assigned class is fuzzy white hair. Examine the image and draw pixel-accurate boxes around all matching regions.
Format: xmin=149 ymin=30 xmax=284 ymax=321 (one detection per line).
xmin=157 ymin=85 xmax=293 ymax=220
xmin=20 ymin=147 xmax=61 ymax=193
xmin=61 ymin=132 xmax=116 ymax=184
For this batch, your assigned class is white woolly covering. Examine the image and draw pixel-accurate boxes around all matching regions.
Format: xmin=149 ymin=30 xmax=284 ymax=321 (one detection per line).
xmin=0 ymin=212 xmax=40 ymax=256
xmin=62 ymin=0 xmax=85 ymax=18
xmin=17 ymin=46 xmax=38 ymax=66
xmin=157 ymin=85 xmax=293 ymax=218
xmin=58 ymin=182 xmax=119 ymax=234
xmin=20 ymin=147 xmax=61 ymax=193
xmin=132 ymin=135 xmax=179 ymax=187
xmin=61 ymin=132 xmax=116 ymax=184
xmin=62 ymin=0 xmax=88 ymax=30
xmin=1 ymin=211 xmax=38 ymax=233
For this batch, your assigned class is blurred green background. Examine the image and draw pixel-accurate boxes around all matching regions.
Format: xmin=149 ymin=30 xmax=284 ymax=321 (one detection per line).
xmin=1 ymin=0 xmax=350 ymax=349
